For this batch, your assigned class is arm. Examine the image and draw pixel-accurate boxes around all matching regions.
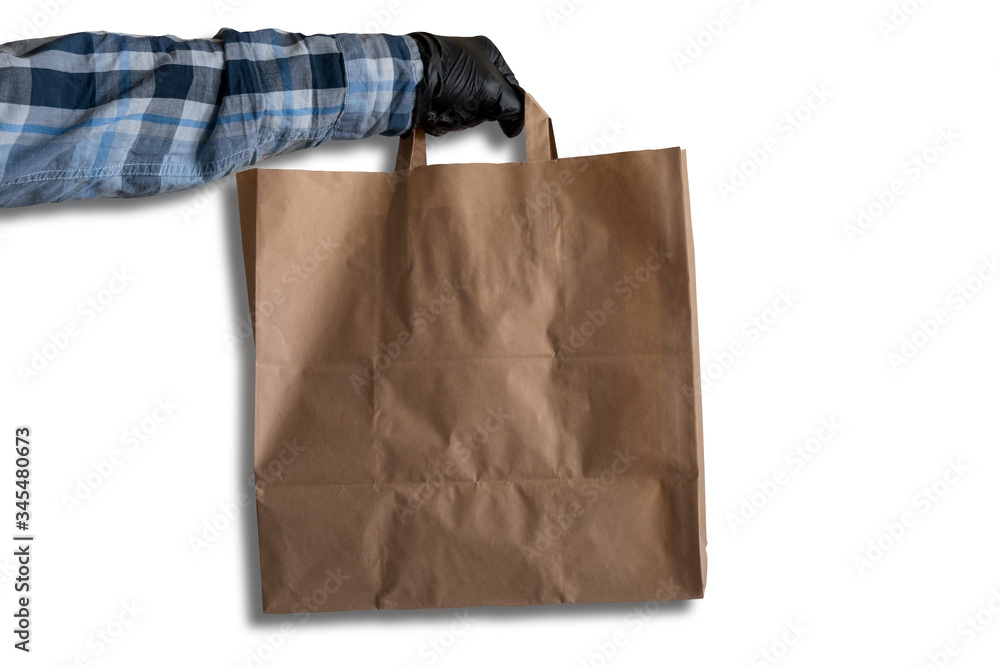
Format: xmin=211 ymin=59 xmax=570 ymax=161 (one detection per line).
xmin=0 ymin=29 xmax=421 ymax=207
xmin=0 ymin=29 xmax=522 ymax=208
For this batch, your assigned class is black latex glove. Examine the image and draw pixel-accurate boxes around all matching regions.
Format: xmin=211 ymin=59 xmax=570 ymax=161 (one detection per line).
xmin=406 ymin=33 xmax=524 ymax=138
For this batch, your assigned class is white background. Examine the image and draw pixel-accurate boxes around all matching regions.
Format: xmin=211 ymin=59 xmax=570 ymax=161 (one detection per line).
xmin=1 ymin=0 xmax=999 ymax=665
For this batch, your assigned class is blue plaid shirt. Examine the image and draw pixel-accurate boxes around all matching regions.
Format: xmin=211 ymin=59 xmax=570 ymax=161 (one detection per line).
xmin=0 ymin=29 xmax=421 ymax=207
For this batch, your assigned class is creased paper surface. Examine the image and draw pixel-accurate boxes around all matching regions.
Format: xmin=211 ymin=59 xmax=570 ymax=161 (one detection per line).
xmin=237 ymin=146 xmax=706 ymax=612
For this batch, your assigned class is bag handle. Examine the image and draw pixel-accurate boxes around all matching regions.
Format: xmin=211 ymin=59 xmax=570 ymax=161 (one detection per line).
xmin=395 ymin=91 xmax=557 ymax=170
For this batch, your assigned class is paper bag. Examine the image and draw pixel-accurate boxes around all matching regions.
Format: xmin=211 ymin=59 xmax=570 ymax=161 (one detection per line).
xmin=236 ymin=93 xmax=706 ymax=612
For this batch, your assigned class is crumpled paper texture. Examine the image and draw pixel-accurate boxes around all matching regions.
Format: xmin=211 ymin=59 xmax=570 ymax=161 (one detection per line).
xmin=237 ymin=138 xmax=706 ymax=613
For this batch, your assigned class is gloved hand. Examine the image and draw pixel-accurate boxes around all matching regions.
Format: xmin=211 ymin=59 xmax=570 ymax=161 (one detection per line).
xmin=406 ymin=33 xmax=524 ymax=138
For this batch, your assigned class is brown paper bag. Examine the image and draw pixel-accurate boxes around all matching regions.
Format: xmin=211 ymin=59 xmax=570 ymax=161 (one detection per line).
xmin=237 ymin=94 xmax=706 ymax=613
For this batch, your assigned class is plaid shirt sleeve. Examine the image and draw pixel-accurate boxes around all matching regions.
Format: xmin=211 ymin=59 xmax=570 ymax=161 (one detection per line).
xmin=0 ymin=29 xmax=422 ymax=208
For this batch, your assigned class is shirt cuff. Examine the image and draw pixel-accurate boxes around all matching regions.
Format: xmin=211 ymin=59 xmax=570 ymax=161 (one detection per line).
xmin=335 ymin=33 xmax=423 ymax=138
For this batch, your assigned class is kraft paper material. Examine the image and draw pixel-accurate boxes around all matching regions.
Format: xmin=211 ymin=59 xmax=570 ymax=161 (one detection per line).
xmin=236 ymin=93 xmax=707 ymax=613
